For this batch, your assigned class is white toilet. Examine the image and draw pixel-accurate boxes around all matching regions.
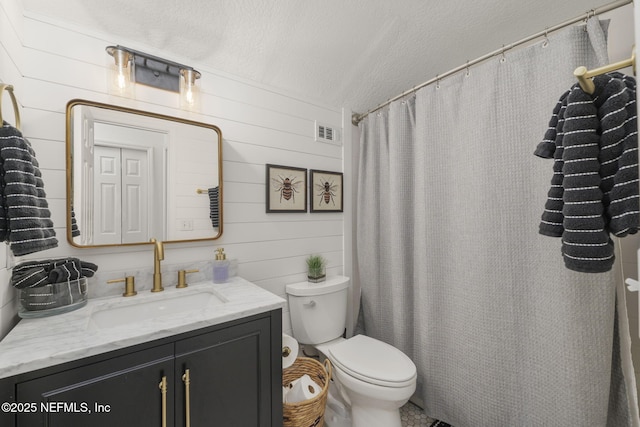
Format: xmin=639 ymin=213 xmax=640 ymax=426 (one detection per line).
xmin=286 ymin=276 xmax=417 ymax=427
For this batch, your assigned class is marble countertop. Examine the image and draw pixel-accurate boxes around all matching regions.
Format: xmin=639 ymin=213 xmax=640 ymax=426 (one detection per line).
xmin=0 ymin=276 xmax=286 ymax=379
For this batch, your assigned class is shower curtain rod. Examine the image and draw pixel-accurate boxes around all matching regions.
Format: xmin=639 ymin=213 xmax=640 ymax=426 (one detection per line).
xmin=351 ymin=0 xmax=633 ymax=125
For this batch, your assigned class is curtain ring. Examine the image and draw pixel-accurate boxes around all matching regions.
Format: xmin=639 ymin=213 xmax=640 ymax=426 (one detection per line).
xmin=542 ymin=28 xmax=549 ymax=48
xmin=410 ymin=85 xmax=418 ymax=99
xmin=465 ymin=60 xmax=470 ymax=77
xmin=583 ymin=10 xmax=589 ymax=30
xmin=435 ymin=74 xmax=440 ymax=89
xmin=584 ymin=9 xmax=595 ymax=30
xmin=500 ymin=45 xmax=506 ymax=63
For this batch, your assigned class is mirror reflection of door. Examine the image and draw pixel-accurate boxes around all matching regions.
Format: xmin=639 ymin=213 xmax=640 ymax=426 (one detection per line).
xmin=76 ymin=112 xmax=167 ymax=245
xmin=94 ymin=146 xmax=149 ymax=244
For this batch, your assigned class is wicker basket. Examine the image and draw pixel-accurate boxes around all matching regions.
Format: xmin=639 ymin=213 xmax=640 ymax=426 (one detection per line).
xmin=283 ymin=357 xmax=332 ymax=427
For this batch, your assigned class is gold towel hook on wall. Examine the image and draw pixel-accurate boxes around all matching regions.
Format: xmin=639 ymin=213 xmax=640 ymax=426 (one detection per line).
xmin=0 ymin=84 xmax=21 ymax=131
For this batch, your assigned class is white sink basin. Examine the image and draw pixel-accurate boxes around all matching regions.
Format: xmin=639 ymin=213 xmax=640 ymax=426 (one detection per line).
xmin=90 ymin=289 xmax=227 ymax=329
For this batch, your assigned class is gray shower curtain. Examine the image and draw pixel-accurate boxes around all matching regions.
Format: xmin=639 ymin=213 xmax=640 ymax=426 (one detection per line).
xmin=357 ymin=19 xmax=639 ymax=426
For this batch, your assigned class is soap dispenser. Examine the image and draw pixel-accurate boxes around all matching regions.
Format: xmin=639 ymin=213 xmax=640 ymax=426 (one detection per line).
xmin=213 ymin=248 xmax=230 ymax=283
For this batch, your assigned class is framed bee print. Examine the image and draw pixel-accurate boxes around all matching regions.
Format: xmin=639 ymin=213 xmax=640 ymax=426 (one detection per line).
xmin=266 ymin=164 xmax=307 ymax=212
xmin=310 ymin=169 xmax=343 ymax=212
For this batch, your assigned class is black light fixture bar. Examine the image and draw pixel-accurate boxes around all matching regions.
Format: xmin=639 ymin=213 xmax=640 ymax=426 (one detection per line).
xmin=106 ymin=45 xmax=200 ymax=93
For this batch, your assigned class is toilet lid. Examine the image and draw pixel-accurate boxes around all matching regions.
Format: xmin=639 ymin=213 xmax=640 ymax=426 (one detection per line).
xmin=327 ymin=335 xmax=416 ymax=387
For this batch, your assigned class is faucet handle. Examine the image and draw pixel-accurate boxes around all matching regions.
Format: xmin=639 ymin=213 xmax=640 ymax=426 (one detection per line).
xmin=177 ymin=269 xmax=199 ymax=289
xmin=107 ymin=276 xmax=137 ymax=297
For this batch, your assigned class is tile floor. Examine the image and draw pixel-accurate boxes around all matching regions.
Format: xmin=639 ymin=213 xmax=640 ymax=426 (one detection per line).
xmin=400 ymin=401 xmax=434 ymax=427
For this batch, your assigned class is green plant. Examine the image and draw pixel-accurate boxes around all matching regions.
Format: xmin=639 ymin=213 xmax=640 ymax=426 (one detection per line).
xmin=306 ymin=254 xmax=327 ymax=271
xmin=306 ymin=255 xmax=327 ymax=282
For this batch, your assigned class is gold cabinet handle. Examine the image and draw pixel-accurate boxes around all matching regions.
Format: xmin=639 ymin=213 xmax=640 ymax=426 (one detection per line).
xmin=182 ymin=369 xmax=191 ymax=427
xmin=159 ymin=376 xmax=167 ymax=427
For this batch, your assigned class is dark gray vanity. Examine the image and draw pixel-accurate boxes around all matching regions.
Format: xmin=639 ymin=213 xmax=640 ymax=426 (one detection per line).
xmin=0 ymin=277 xmax=285 ymax=427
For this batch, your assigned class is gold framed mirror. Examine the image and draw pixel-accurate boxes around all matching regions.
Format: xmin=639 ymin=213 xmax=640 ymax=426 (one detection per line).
xmin=66 ymin=99 xmax=222 ymax=248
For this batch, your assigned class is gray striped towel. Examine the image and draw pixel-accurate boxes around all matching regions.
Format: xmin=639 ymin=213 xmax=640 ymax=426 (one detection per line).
xmin=536 ymin=87 xmax=572 ymax=237
xmin=537 ymin=73 xmax=638 ymax=272
xmin=0 ymin=121 xmax=58 ymax=255
xmin=208 ymin=186 xmax=219 ymax=228
xmin=20 ymin=280 xmax=87 ymax=311
xmin=11 ymin=258 xmax=98 ymax=289
xmin=70 ymin=206 xmax=80 ymax=237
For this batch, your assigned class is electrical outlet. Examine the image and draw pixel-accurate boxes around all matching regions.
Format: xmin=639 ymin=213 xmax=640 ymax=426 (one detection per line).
xmin=178 ymin=219 xmax=194 ymax=231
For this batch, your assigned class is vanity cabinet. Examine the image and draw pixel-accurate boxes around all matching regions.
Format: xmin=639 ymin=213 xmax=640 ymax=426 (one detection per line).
xmin=174 ymin=318 xmax=272 ymax=426
xmin=2 ymin=310 xmax=282 ymax=427
xmin=17 ymin=344 xmax=175 ymax=426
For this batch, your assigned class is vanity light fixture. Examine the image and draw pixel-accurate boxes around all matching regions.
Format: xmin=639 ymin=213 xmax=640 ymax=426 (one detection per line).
xmin=106 ymin=45 xmax=201 ymax=110
xmin=106 ymin=46 xmax=134 ymax=98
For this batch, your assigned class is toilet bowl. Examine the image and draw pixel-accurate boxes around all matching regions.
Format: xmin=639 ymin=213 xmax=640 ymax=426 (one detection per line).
xmin=286 ymin=276 xmax=417 ymax=427
xmin=318 ymin=335 xmax=417 ymax=427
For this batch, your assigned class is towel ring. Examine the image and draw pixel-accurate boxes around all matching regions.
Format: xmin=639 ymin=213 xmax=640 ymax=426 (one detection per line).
xmin=0 ymin=84 xmax=21 ymax=131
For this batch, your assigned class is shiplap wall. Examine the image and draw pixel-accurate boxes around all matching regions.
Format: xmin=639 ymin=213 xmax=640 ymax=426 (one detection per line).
xmin=0 ymin=0 xmax=348 ymax=338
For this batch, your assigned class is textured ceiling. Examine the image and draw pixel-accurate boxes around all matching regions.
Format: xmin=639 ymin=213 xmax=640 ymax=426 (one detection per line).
xmin=22 ymin=0 xmax=616 ymax=114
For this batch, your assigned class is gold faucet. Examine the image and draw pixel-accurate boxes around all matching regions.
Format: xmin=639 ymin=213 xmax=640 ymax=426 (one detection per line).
xmin=150 ymin=238 xmax=164 ymax=292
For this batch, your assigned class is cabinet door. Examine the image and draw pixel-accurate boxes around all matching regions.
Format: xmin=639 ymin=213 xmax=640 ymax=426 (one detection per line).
xmin=17 ymin=344 xmax=175 ymax=427
xmin=175 ymin=318 xmax=271 ymax=427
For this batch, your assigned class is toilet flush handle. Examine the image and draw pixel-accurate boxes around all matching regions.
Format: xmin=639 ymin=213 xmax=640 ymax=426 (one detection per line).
xmin=303 ymin=300 xmax=316 ymax=308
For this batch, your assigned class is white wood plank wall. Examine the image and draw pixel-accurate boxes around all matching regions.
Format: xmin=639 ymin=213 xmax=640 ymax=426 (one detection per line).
xmin=0 ymin=0 xmax=347 ymax=337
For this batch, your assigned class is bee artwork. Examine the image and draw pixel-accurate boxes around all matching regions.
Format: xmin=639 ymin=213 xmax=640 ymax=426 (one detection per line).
xmin=310 ymin=169 xmax=343 ymax=212
xmin=315 ymin=178 xmax=338 ymax=205
xmin=265 ymin=164 xmax=308 ymax=212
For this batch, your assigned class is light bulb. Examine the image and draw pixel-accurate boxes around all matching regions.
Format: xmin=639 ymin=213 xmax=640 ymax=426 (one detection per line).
xmin=106 ymin=46 xmax=134 ymax=98
xmin=180 ymin=68 xmax=201 ymax=111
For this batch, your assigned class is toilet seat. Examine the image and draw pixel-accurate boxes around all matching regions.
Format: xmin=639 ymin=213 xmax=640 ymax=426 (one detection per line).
xmin=327 ymin=335 xmax=416 ymax=388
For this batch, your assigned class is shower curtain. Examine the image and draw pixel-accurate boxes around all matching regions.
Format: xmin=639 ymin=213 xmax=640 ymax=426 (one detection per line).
xmin=357 ymin=19 xmax=639 ymax=427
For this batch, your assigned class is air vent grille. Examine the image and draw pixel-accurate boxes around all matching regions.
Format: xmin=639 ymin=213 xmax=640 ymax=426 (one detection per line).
xmin=319 ymin=125 xmax=332 ymax=140
xmin=314 ymin=121 xmax=341 ymax=145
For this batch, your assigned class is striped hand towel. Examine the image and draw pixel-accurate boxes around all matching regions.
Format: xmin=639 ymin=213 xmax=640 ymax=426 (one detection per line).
xmin=0 ymin=121 xmax=58 ymax=255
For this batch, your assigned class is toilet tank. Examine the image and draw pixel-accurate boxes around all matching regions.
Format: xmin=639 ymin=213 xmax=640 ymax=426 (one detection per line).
xmin=286 ymin=276 xmax=349 ymax=345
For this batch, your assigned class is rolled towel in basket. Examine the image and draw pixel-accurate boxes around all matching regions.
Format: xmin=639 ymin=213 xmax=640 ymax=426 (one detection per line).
xmin=11 ymin=258 xmax=98 ymax=289
xmin=20 ymin=279 xmax=87 ymax=311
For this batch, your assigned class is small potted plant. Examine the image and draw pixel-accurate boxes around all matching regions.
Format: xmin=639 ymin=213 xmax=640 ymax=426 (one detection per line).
xmin=306 ymin=254 xmax=327 ymax=283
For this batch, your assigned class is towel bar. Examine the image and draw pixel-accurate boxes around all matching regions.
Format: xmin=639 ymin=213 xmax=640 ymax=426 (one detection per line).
xmin=574 ymin=46 xmax=636 ymax=94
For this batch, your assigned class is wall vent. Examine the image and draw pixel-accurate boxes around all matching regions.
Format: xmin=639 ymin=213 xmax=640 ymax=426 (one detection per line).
xmin=314 ymin=121 xmax=341 ymax=145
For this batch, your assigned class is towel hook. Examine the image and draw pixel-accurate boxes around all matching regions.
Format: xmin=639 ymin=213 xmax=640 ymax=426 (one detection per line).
xmin=0 ymin=84 xmax=21 ymax=131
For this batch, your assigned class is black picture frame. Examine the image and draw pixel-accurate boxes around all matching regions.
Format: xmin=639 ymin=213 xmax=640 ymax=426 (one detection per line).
xmin=265 ymin=164 xmax=308 ymax=212
xmin=310 ymin=169 xmax=343 ymax=212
